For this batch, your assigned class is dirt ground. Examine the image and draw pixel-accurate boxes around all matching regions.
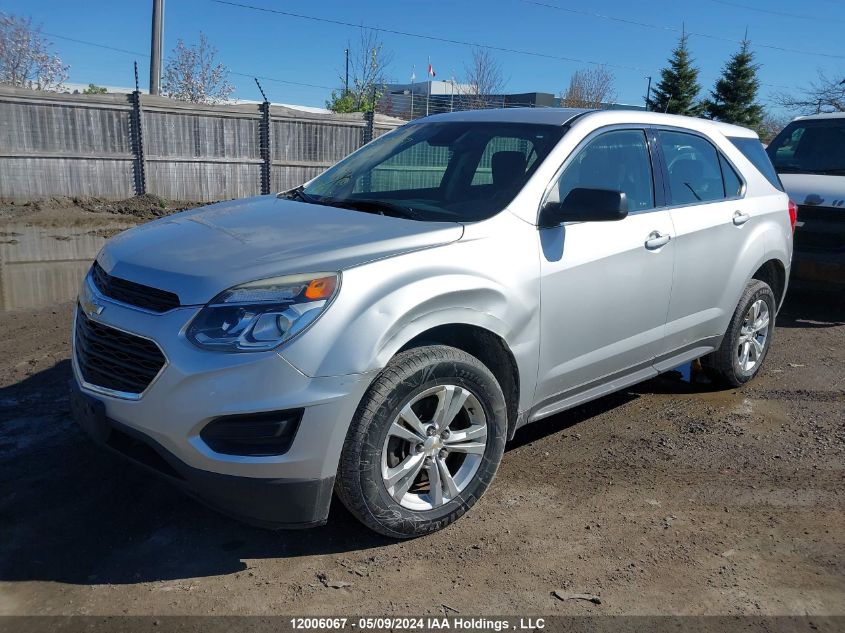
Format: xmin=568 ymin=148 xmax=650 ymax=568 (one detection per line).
xmin=0 ymin=195 xmax=201 ymax=225
xmin=0 ymin=205 xmax=842 ymax=618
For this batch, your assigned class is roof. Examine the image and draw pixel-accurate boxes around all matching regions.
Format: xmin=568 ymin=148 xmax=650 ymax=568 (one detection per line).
xmin=793 ymin=112 xmax=845 ymax=121
xmin=420 ymin=107 xmax=591 ymax=126
xmin=416 ymin=107 xmax=759 ymax=139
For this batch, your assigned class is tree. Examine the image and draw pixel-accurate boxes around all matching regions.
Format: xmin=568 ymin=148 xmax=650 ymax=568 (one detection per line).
xmin=0 ymin=13 xmax=68 ymax=91
xmin=326 ymin=29 xmax=393 ymax=113
xmin=776 ymin=70 xmax=845 ymax=114
xmin=461 ymin=48 xmax=506 ymax=109
xmin=757 ymin=111 xmax=790 ymax=144
xmin=82 ymin=83 xmax=107 ymax=95
xmin=703 ymin=39 xmax=763 ymax=128
xmin=561 ymin=66 xmax=617 ymax=109
xmin=649 ymin=33 xmax=702 ymax=116
xmin=162 ymin=33 xmax=233 ymax=104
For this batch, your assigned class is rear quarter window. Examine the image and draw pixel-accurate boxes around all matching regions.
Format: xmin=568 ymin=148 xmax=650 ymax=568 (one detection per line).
xmin=730 ymin=136 xmax=783 ymax=191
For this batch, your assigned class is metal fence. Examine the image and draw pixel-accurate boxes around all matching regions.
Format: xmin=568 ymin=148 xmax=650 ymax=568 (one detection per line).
xmin=0 ymin=86 xmax=404 ymax=202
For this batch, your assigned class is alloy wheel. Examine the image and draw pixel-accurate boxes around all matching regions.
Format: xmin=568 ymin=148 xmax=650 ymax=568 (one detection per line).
xmin=737 ymin=299 xmax=770 ymax=372
xmin=380 ymin=384 xmax=488 ymax=511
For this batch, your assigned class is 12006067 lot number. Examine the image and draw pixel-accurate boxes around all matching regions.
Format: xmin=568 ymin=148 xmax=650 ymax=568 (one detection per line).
xmin=290 ymin=618 xmax=348 ymax=629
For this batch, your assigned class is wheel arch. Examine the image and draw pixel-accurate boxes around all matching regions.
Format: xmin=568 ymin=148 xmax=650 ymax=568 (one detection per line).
xmin=751 ymin=258 xmax=787 ymax=310
xmin=397 ymin=324 xmax=521 ymax=441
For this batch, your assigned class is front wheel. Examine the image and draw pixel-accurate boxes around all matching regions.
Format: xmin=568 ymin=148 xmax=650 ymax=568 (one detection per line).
xmin=336 ymin=346 xmax=507 ymax=538
xmin=702 ymin=279 xmax=776 ymax=387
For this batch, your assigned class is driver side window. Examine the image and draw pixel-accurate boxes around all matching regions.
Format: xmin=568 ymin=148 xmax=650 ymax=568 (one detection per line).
xmin=549 ymin=129 xmax=655 ymax=212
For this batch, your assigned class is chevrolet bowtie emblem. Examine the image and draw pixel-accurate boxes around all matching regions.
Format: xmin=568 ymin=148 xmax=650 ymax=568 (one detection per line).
xmin=81 ymin=295 xmax=105 ymax=319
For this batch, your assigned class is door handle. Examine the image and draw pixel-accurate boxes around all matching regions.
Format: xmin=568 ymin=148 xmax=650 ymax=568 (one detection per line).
xmin=645 ymin=231 xmax=671 ymax=250
xmin=732 ymin=210 xmax=750 ymax=226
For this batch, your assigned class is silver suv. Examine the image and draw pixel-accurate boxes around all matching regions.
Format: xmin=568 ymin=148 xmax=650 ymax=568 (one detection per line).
xmin=71 ymin=108 xmax=793 ymax=537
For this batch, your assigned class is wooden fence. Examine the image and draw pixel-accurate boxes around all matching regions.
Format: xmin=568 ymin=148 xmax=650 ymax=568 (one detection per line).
xmin=0 ymin=86 xmax=403 ymax=202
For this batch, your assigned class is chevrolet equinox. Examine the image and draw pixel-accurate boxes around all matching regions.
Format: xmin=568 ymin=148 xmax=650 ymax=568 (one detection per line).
xmin=71 ymin=108 xmax=794 ymax=537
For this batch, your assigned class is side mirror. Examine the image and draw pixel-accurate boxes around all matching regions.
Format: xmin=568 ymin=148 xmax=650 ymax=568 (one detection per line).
xmin=539 ymin=188 xmax=629 ymax=227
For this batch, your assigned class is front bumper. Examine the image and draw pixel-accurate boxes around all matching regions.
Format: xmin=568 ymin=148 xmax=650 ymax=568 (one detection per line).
xmin=70 ymin=277 xmax=375 ymax=527
xmin=71 ymin=383 xmax=334 ymax=528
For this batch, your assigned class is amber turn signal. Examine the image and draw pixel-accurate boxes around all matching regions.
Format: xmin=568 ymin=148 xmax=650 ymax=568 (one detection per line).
xmin=304 ymin=276 xmax=337 ymax=300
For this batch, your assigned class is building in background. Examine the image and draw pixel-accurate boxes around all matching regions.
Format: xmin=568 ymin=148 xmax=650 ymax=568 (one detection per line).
xmin=379 ymin=80 xmax=646 ymax=119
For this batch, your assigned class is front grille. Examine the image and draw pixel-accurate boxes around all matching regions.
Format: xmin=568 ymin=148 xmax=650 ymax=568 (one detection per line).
xmin=74 ymin=307 xmax=166 ymax=395
xmin=91 ymin=261 xmax=180 ymax=313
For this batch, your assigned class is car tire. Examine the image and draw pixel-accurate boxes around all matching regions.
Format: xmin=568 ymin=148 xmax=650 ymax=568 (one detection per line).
xmin=702 ymin=279 xmax=776 ymax=388
xmin=336 ymin=345 xmax=508 ymax=538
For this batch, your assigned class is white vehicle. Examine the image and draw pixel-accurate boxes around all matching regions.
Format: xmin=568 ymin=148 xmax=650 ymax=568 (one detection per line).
xmin=766 ymin=112 xmax=845 ymax=289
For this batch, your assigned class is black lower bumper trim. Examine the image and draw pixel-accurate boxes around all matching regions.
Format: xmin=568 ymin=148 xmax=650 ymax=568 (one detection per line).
xmin=70 ymin=382 xmax=334 ymax=529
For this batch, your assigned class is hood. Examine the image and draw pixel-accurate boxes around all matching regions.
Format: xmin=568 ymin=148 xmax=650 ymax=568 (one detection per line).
xmin=779 ymin=173 xmax=845 ymax=209
xmin=98 ymin=195 xmax=464 ymax=305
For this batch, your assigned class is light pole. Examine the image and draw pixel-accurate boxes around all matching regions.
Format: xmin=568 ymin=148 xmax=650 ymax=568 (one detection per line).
xmin=149 ymin=0 xmax=164 ymax=95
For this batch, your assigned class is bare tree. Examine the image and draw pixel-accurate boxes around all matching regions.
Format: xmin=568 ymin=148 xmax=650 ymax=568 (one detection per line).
xmin=757 ymin=111 xmax=791 ymax=144
xmin=461 ymin=48 xmax=506 ymax=109
xmin=327 ymin=29 xmax=393 ymax=113
xmin=162 ymin=33 xmax=233 ymax=104
xmin=775 ymin=69 xmax=844 ymax=114
xmin=560 ymin=66 xmax=617 ymax=109
xmin=0 ymin=13 xmax=68 ymax=91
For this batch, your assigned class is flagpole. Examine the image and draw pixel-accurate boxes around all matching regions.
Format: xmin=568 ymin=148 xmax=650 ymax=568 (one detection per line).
xmin=426 ymin=57 xmax=430 ymax=117
xmin=410 ymin=65 xmax=415 ymax=119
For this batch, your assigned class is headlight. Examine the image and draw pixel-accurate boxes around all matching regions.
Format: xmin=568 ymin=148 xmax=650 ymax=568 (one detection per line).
xmin=186 ymin=272 xmax=339 ymax=352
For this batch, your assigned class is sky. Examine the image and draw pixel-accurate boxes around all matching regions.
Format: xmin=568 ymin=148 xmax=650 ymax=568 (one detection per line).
xmin=2 ymin=0 xmax=844 ymax=113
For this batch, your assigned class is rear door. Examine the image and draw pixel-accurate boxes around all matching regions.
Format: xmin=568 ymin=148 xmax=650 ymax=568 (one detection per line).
xmin=655 ymin=129 xmax=762 ymax=366
xmin=534 ymin=128 xmax=675 ymax=410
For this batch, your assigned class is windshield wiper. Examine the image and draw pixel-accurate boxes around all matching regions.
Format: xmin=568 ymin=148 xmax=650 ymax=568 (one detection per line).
xmin=324 ymin=198 xmax=420 ymax=220
xmin=279 ymin=185 xmax=317 ymax=204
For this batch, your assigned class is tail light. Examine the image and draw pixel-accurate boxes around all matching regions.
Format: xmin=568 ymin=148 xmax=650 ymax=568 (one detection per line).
xmin=788 ymin=199 xmax=798 ymax=233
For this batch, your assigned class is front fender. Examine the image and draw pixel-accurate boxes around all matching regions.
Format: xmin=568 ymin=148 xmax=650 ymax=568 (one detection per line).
xmin=278 ymin=214 xmax=542 ymax=412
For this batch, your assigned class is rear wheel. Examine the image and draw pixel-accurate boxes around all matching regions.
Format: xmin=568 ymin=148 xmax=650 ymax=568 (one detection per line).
xmin=702 ymin=279 xmax=776 ymax=387
xmin=336 ymin=346 xmax=507 ymax=538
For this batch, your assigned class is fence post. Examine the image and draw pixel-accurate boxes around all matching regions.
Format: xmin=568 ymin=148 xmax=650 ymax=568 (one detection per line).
xmin=129 ymin=90 xmax=147 ymax=196
xmin=362 ymin=84 xmax=376 ymax=146
xmin=259 ymin=100 xmax=271 ymax=195
xmin=362 ymin=109 xmax=375 ymax=146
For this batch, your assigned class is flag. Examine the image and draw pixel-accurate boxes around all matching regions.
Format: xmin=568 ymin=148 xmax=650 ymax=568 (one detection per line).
xmin=411 ymin=65 xmax=416 ymax=83
xmin=428 ymin=61 xmax=436 ymax=77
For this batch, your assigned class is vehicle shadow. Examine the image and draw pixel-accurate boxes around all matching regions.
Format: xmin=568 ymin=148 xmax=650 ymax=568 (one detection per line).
xmin=1 ymin=283 xmax=838 ymax=587
xmin=777 ymin=287 xmax=844 ymax=329
xmin=0 ymin=360 xmax=393 ymax=587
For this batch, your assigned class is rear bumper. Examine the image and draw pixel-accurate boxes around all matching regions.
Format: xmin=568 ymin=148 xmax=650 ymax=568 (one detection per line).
xmin=71 ymin=381 xmax=334 ymax=528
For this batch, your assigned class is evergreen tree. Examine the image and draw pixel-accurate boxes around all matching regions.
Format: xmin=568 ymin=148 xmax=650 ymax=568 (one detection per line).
xmin=649 ymin=33 xmax=702 ymax=116
xmin=704 ymin=39 xmax=764 ymax=128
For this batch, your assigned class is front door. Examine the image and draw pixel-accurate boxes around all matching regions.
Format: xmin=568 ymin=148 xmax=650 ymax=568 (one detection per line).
xmin=534 ymin=128 xmax=675 ymax=409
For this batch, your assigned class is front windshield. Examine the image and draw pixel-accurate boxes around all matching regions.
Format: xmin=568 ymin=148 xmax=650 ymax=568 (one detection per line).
xmin=301 ymin=121 xmax=565 ymax=222
xmin=766 ymin=119 xmax=845 ymax=176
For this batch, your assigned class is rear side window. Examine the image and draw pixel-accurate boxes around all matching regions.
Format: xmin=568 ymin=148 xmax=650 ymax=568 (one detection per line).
xmin=658 ymin=131 xmax=726 ymax=204
xmin=730 ymin=136 xmax=783 ymax=191
xmin=720 ymin=154 xmax=743 ymax=197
